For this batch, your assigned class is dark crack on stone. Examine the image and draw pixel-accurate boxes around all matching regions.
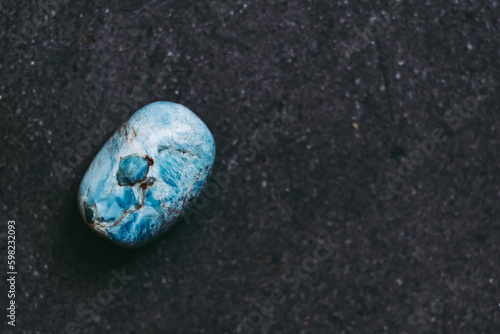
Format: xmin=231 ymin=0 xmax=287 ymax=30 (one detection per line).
xmin=144 ymin=155 xmax=154 ymax=166
xmin=84 ymin=202 xmax=97 ymax=224
xmin=111 ymin=181 xmax=150 ymax=227
xmin=140 ymin=177 xmax=156 ymax=189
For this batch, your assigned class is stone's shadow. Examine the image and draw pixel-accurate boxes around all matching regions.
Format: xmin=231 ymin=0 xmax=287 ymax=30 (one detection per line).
xmin=53 ymin=179 xmax=143 ymax=280
xmin=53 ymin=175 xmax=191 ymax=280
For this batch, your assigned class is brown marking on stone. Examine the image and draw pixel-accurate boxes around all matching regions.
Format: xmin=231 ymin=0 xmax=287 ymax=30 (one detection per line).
xmin=117 ymin=123 xmax=128 ymax=137
xmin=140 ymin=177 xmax=156 ymax=190
xmin=144 ymin=155 xmax=154 ymax=166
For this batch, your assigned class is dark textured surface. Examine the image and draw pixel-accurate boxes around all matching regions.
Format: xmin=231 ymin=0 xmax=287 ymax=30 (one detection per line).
xmin=1 ymin=0 xmax=500 ymax=333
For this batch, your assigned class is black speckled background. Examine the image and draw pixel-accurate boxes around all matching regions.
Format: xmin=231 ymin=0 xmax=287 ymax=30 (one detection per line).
xmin=1 ymin=0 xmax=500 ymax=333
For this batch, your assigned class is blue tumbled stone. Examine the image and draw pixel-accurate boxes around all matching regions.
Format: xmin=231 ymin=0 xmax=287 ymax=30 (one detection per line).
xmin=77 ymin=102 xmax=215 ymax=248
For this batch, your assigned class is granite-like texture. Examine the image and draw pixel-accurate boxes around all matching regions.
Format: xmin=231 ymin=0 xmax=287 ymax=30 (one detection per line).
xmin=78 ymin=102 xmax=215 ymax=248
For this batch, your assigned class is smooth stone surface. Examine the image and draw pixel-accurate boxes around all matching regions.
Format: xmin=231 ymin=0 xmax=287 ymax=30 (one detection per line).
xmin=77 ymin=102 xmax=216 ymax=248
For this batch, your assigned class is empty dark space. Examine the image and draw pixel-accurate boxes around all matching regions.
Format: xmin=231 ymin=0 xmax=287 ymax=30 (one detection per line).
xmin=1 ymin=0 xmax=499 ymax=333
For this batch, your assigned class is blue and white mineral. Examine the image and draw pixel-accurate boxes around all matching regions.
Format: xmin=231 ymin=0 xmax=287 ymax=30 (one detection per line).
xmin=77 ymin=102 xmax=215 ymax=248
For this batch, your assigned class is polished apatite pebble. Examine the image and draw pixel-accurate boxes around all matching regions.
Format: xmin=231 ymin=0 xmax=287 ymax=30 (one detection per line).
xmin=77 ymin=102 xmax=215 ymax=248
